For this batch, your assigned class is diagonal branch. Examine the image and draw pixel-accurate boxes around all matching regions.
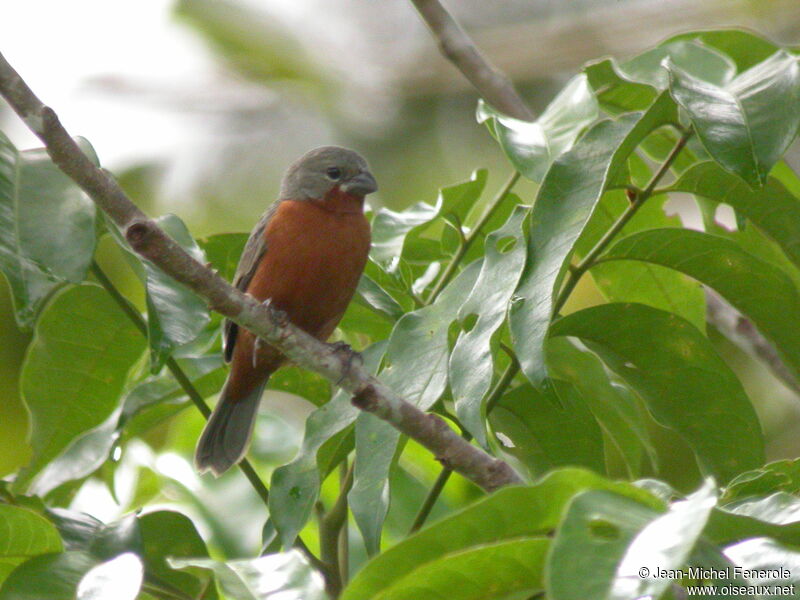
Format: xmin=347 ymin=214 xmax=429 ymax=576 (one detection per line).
xmin=409 ymin=0 xmax=534 ymax=121
xmin=0 ymin=50 xmax=521 ymax=493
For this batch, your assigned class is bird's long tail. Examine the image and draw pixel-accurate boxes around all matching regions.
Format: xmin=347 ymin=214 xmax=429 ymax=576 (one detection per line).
xmin=194 ymin=376 xmax=268 ymax=476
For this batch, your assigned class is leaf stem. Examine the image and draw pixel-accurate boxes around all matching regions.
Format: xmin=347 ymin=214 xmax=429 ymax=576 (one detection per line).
xmin=426 ymin=170 xmax=520 ymax=304
xmin=551 ymin=130 xmax=691 ymax=316
xmin=407 ymin=356 xmax=520 ymax=534
xmin=319 ymin=460 xmax=355 ymax=597
xmin=89 ymin=261 xmax=326 ymax=575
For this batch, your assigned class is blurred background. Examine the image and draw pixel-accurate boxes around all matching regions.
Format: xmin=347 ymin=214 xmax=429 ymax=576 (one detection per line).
xmin=2 ymin=0 xmax=800 ymax=557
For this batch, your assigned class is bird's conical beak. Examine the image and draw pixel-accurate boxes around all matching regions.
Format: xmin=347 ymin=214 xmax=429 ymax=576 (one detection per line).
xmin=342 ymin=171 xmax=378 ymax=196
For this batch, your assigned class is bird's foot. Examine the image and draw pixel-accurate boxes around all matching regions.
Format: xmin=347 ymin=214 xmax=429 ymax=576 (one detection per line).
xmin=330 ymin=341 xmax=363 ymax=384
xmin=253 ymin=299 xmax=288 ymax=367
xmin=261 ymin=298 xmax=289 ymax=327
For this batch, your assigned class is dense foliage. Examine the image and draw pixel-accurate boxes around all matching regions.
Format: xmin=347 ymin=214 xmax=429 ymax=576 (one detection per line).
xmin=2 ymin=29 xmax=800 ymax=599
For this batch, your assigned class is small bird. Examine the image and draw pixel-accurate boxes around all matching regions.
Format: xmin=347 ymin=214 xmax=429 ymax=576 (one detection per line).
xmin=195 ymin=146 xmax=377 ymax=476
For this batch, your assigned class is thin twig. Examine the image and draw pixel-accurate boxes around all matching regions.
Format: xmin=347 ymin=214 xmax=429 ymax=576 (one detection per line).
xmin=408 ymin=356 xmax=520 ymax=533
xmin=552 ymin=131 xmax=691 ymax=316
xmin=0 ymin=50 xmax=521 ymax=495
xmin=427 ymin=170 xmax=520 ymax=303
xmin=409 ymin=0 xmax=534 ymax=121
xmin=319 ymin=461 xmax=355 ymax=597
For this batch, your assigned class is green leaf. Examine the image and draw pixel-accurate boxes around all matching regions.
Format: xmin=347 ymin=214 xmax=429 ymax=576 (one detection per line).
xmin=510 ymin=92 xmax=678 ymax=386
xmin=668 ymin=162 xmax=800 ymax=269
xmin=583 ymin=58 xmax=657 ymax=114
xmin=198 ymin=232 xmax=248 ymax=282
xmin=610 ymin=479 xmax=718 ymax=600
xmin=666 ymin=50 xmax=800 ymax=187
xmin=725 ymin=538 xmax=800 ymax=595
xmin=577 ymin=189 xmax=706 ymax=333
xmin=666 ymin=29 xmax=782 ymax=72
xmin=142 ymin=214 xmax=211 ymax=372
xmin=355 ymin=275 xmax=404 ymax=321
xmin=170 ymin=550 xmax=327 ymax=600
xmin=76 ymin=552 xmax=143 ymax=600
xmin=727 ymin=492 xmax=800 ymax=526
xmin=723 ymin=459 xmax=800 ymax=502
xmin=370 ymin=171 xmax=486 ymax=269
xmin=0 ymin=551 xmax=97 ymax=600
xmin=490 ymin=380 xmax=605 ymax=477
xmin=601 ymin=228 xmax=800 ymax=379
xmin=0 ymin=133 xmax=97 ymax=327
xmin=0 ymin=505 xmax=62 ymax=587
xmin=139 ymin=511 xmax=213 ymax=599
xmin=16 ymin=285 xmax=146 ymax=491
xmin=343 ymin=468 xmax=661 ymax=600
xmin=620 ymin=40 xmax=736 ymax=89
xmin=270 ymin=342 xmax=386 ymax=548
xmin=449 ymin=205 xmax=527 ymax=445
xmin=547 ymin=338 xmax=656 ymax=478
xmin=373 ymin=538 xmax=548 ymax=600
xmin=546 ymin=489 xmax=659 ymax=600
xmin=28 ymin=407 xmax=122 ymax=497
xmin=551 ymin=303 xmax=765 ymax=483
xmin=349 ymin=261 xmax=482 ymax=553
xmin=477 ymin=74 xmax=599 ymax=182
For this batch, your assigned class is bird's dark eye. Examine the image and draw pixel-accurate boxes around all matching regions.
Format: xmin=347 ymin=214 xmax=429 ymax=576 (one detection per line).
xmin=326 ymin=167 xmax=342 ymax=180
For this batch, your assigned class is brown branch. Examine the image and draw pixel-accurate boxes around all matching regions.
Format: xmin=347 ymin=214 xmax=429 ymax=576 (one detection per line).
xmin=0 ymin=50 xmax=522 ymax=494
xmin=409 ymin=0 xmax=534 ymax=121
xmin=706 ymin=290 xmax=800 ymax=395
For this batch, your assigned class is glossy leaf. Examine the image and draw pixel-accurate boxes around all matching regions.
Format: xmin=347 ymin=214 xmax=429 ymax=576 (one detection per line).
xmin=577 ymin=188 xmax=706 ymax=333
xmin=547 ymin=489 xmax=659 ymax=600
xmin=668 ymin=162 xmax=800 ymax=269
xmin=198 ymin=232 xmax=248 ymax=282
xmin=0 ymin=133 xmax=97 ymax=327
xmin=477 ymin=74 xmax=599 ymax=182
xmin=723 ymin=459 xmax=800 ymax=502
xmin=490 ymin=380 xmax=605 ymax=476
xmin=449 ymin=205 xmax=527 ymax=445
xmin=551 ymin=303 xmax=764 ymax=483
xmin=270 ymin=342 xmax=386 ymax=548
xmin=0 ymin=505 xmax=62 ymax=587
xmin=139 ymin=510 xmax=213 ymax=599
xmin=342 ymin=468 xmax=662 ymax=600
xmin=705 ymin=507 xmax=800 ymax=550
xmin=142 ymin=214 xmax=211 ymax=372
xmin=583 ymin=58 xmax=657 ymax=114
xmin=547 ymin=338 xmax=656 ymax=477
xmin=727 ymin=492 xmax=800 ymax=526
xmin=611 ymin=479 xmax=718 ymax=600
xmin=510 ymin=93 xmax=678 ymax=386
xmin=349 ymin=262 xmax=481 ymax=553
xmin=170 ymin=550 xmax=326 ymax=600
xmin=725 ymin=538 xmax=800 ymax=593
xmin=29 ymin=408 xmax=122 ymax=497
xmin=370 ymin=171 xmax=486 ymax=269
xmin=76 ymin=552 xmax=143 ymax=600
xmin=620 ymin=39 xmax=736 ymax=89
xmin=16 ymin=285 xmax=146 ymax=491
xmin=667 ymin=50 xmax=800 ymax=187
xmin=373 ymin=538 xmax=548 ymax=600
xmin=601 ymin=228 xmax=800 ymax=378
xmin=666 ymin=29 xmax=782 ymax=72
xmin=0 ymin=551 xmax=97 ymax=600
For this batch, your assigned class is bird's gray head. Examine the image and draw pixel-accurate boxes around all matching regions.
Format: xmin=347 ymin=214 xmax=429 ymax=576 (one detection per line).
xmin=279 ymin=146 xmax=378 ymax=202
